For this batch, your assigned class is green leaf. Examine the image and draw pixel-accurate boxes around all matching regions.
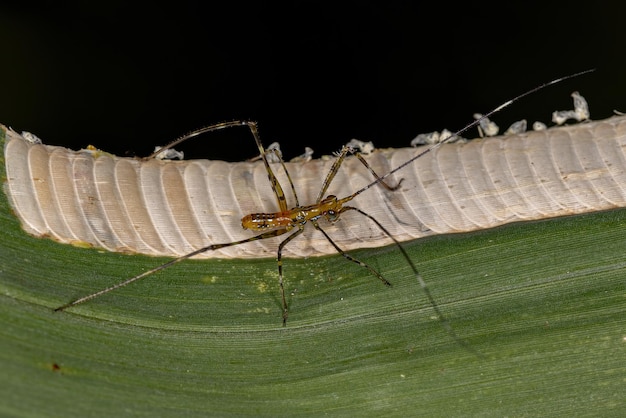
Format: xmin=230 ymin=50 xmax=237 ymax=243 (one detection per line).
xmin=1 ymin=127 xmax=624 ymax=417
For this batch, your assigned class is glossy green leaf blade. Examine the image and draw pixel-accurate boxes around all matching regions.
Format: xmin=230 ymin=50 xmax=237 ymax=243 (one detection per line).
xmin=1 ymin=128 xmax=624 ymax=417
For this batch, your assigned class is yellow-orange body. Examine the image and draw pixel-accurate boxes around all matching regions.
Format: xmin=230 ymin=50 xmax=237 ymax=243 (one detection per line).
xmin=241 ymin=196 xmax=343 ymax=231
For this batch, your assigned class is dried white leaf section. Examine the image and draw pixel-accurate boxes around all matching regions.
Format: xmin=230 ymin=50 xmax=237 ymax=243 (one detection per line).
xmin=4 ymin=116 xmax=626 ymax=259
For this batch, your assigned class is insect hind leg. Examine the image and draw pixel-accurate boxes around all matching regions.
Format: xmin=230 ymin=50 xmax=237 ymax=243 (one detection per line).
xmin=146 ymin=120 xmax=258 ymax=160
xmin=147 ymin=120 xmax=295 ymax=213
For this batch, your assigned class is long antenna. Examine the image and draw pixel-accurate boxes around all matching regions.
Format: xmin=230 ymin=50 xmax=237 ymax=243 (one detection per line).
xmin=350 ymin=69 xmax=595 ymax=199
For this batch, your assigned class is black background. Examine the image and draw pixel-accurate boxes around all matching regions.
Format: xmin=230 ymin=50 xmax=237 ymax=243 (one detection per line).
xmin=2 ymin=2 xmax=624 ymax=161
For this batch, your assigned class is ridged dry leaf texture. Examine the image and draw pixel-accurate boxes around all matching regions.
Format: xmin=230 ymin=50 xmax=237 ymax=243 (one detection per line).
xmin=4 ymin=116 xmax=626 ymax=259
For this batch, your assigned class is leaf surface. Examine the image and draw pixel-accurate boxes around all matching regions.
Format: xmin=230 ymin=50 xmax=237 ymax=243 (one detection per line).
xmin=1 ymin=127 xmax=624 ymax=417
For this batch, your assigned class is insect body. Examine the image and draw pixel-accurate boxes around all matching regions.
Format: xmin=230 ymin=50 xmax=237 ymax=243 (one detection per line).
xmin=237 ymin=130 xmax=404 ymax=324
xmin=48 ymin=71 xmax=593 ymax=346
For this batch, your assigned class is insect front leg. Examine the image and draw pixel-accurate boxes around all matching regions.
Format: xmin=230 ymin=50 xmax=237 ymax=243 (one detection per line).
xmin=316 ymin=146 xmax=402 ymax=203
xmin=352 ymin=152 xmax=404 ymax=191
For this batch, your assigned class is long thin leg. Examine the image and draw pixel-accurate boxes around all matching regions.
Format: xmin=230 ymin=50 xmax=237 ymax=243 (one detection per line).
xmin=352 ymin=153 xmax=404 ymax=191
xmin=55 ymin=228 xmax=290 ymax=312
xmin=316 ymin=146 xmax=352 ymax=202
xmin=340 ymin=206 xmax=481 ymax=356
xmin=146 ymin=121 xmax=254 ymax=160
xmin=312 ymin=220 xmax=391 ymax=287
xmin=276 ymin=227 xmax=305 ymax=325
xmin=146 ymin=121 xmax=290 ymax=213
xmin=316 ymin=146 xmax=402 ymax=203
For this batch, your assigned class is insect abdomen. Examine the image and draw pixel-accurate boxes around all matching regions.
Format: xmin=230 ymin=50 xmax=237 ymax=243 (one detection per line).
xmin=241 ymin=213 xmax=293 ymax=230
